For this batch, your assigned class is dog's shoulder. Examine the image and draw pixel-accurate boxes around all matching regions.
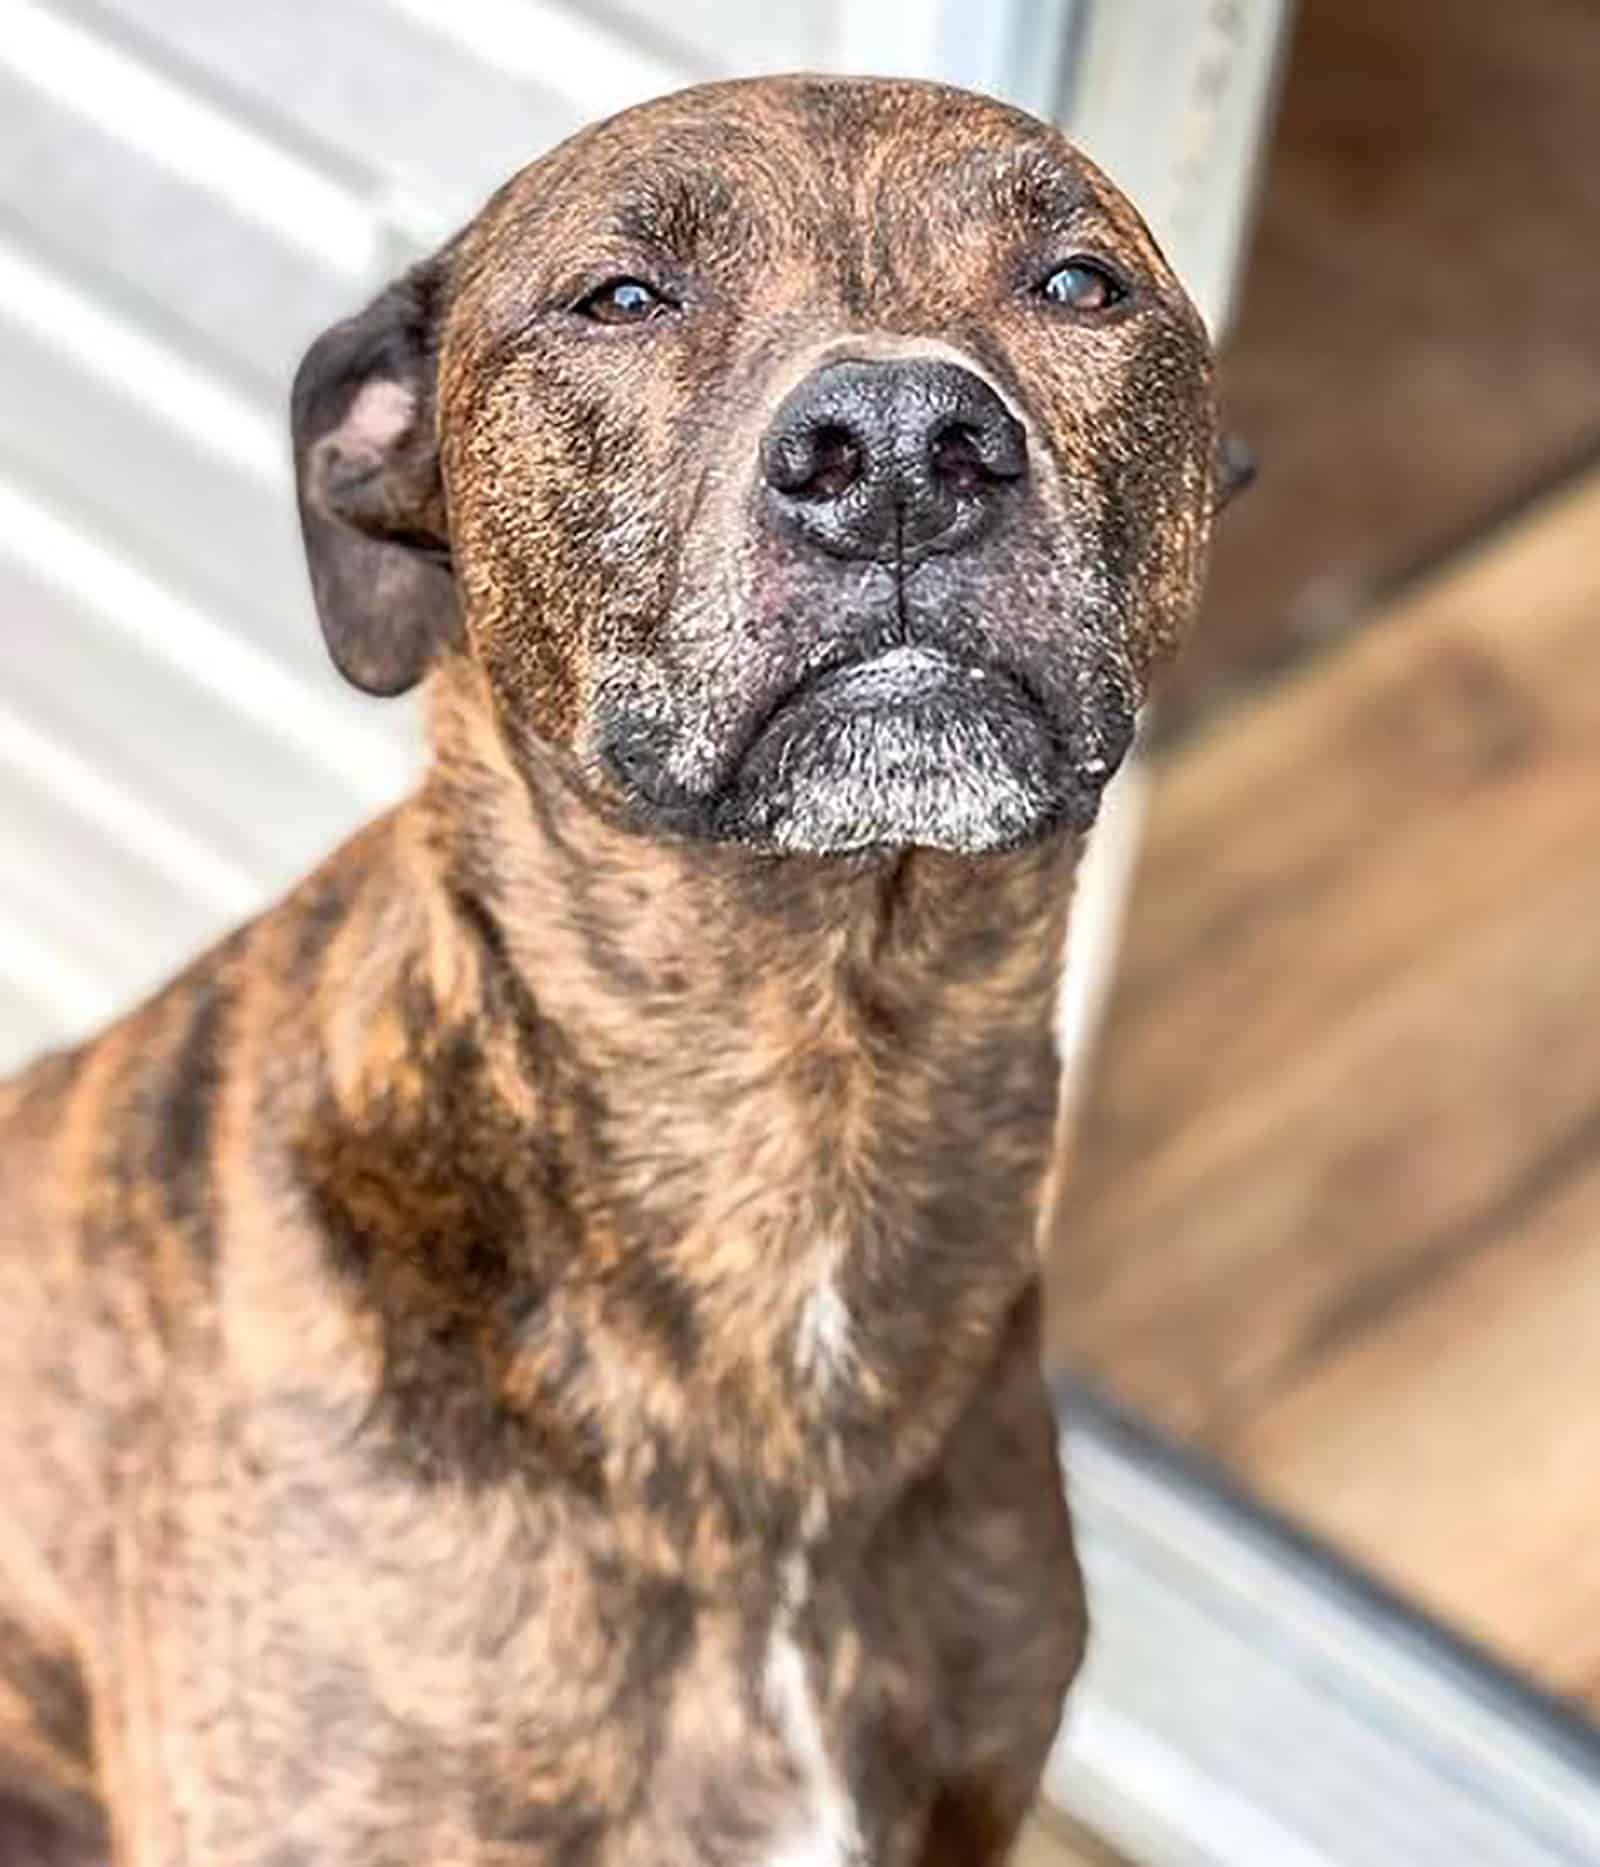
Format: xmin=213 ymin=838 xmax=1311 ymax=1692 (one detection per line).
xmin=0 ymin=810 xmax=413 ymax=1264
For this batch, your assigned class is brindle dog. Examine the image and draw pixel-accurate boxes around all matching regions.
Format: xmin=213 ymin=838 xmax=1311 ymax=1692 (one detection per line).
xmin=0 ymin=77 xmax=1233 ymax=1867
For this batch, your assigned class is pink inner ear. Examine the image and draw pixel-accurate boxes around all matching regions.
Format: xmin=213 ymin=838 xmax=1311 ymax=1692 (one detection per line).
xmin=339 ymin=378 xmax=416 ymax=459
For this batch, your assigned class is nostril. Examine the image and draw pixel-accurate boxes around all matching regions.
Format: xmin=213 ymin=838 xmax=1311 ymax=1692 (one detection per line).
xmin=930 ymin=422 xmax=988 ymax=497
xmin=799 ymin=425 xmax=863 ymax=502
xmin=929 ymin=415 xmax=1027 ymax=495
xmin=764 ymin=422 xmax=864 ymax=503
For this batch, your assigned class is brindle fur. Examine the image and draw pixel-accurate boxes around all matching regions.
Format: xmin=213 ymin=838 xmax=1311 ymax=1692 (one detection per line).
xmin=0 ymin=78 xmax=1222 ymax=1865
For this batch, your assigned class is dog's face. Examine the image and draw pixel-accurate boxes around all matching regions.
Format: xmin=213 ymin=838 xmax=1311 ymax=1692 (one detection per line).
xmin=295 ymin=78 xmax=1227 ymax=855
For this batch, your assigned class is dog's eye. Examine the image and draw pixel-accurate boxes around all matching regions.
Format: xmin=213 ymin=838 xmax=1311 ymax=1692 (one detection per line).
xmin=578 ymin=278 xmax=674 ymax=325
xmin=1039 ymin=260 xmax=1126 ymax=314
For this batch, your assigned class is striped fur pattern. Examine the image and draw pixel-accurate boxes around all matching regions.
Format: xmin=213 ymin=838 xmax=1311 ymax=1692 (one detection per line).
xmin=0 ymin=76 xmax=1221 ymax=1865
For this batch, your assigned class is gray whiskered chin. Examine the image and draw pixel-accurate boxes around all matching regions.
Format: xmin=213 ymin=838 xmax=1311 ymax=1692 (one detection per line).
xmin=594 ymin=641 xmax=1136 ymax=856
xmin=738 ymin=705 xmax=1068 ymax=855
xmin=723 ymin=644 xmax=1129 ymax=854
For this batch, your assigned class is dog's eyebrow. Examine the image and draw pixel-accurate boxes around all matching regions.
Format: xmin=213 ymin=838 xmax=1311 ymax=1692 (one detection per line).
xmin=610 ymin=171 xmax=754 ymax=261
xmin=972 ymin=149 xmax=1096 ymax=235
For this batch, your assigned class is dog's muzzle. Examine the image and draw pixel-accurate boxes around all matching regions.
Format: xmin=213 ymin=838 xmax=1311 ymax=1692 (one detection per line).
xmin=594 ymin=355 xmax=1134 ymax=857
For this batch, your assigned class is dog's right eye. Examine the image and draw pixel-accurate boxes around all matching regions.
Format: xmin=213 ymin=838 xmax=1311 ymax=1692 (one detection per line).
xmin=576 ymin=278 xmax=675 ymax=326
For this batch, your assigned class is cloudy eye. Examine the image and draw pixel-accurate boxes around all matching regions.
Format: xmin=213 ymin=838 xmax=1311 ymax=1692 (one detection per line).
xmin=578 ymin=277 xmax=674 ymax=325
xmin=1040 ymin=260 xmax=1126 ymax=314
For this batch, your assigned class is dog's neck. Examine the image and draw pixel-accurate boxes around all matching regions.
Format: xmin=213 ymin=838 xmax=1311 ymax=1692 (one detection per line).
xmin=309 ymin=662 xmax=1077 ymax=1566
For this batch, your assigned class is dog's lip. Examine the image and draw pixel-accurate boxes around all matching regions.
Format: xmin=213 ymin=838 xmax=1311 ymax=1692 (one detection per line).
xmin=754 ymin=643 xmax=1045 ymax=738
xmin=806 ymin=644 xmax=971 ymax=705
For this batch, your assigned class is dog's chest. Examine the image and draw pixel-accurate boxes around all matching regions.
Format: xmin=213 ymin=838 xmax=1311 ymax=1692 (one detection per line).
xmin=605 ymin=1546 xmax=880 ymax=1867
xmin=251 ymin=1461 xmax=910 ymax=1865
xmin=747 ymin=1558 xmax=860 ymax=1867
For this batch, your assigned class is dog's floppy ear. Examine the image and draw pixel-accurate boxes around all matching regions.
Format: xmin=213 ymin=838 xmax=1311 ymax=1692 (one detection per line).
xmin=292 ymin=257 xmax=461 ymax=696
xmin=1213 ymin=432 xmax=1257 ymax=512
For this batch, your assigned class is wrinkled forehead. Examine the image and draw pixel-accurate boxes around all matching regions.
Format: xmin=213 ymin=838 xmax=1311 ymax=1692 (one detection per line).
xmin=455 ymin=78 xmax=1178 ymax=314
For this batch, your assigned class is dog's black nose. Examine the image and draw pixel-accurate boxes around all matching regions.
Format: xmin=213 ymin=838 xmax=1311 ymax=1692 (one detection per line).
xmin=761 ymin=358 xmax=1027 ymax=563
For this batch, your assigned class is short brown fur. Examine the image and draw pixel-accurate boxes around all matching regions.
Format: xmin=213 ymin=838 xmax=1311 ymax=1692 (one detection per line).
xmin=0 ymin=77 xmax=1221 ymax=1865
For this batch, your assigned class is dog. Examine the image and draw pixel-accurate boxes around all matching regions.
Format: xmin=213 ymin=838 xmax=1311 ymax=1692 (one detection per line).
xmin=0 ymin=75 xmax=1231 ymax=1866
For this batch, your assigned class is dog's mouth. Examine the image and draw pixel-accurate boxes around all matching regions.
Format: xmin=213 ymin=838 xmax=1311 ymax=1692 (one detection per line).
xmin=727 ymin=641 xmax=1102 ymax=855
xmin=596 ymin=631 xmax=1134 ymax=857
xmin=756 ymin=643 xmax=1036 ymax=735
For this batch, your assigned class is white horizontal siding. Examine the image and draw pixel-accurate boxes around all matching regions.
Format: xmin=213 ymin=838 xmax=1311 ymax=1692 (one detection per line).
xmin=0 ymin=250 xmax=311 ymax=663
xmin=2 ymin=556 xmax=394 ymax=890
xmin=0 ymin=969 xmax=69 ymax=1061
xmin=0 ymin=52 xmax=366 ymax=391
xmin=1 ymin=750 xmax=243 ymax=1031
xmin=88 ymin=0 xmax=681 ymax=243
xmin=593 ymin=0 xmax=841 ymax=75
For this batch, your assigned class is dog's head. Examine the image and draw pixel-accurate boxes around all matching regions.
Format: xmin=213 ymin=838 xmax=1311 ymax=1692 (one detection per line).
xmin=294 ymin=78 xmax=1236 ymax=856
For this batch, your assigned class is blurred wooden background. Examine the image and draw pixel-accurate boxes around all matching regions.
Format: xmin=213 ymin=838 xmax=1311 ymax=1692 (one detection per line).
xmin=1164 ymin=0 xmax=1600 ymax=729
xmin=1048 ymin=0 xmax=1600 ymax=1719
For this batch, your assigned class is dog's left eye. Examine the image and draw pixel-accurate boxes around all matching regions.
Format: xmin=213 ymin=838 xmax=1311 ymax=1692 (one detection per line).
xmin=577 ymin=278 xmax=675 ymax=325
xmin=1039 ymin=260 xmax=1127 ymax=313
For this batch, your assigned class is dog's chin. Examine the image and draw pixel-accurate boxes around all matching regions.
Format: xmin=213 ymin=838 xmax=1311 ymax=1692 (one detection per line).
xmin=721 ymin=646 xmax=1091 ymax=857
xmin=598 ymin=646 xmax=1130 ymax=855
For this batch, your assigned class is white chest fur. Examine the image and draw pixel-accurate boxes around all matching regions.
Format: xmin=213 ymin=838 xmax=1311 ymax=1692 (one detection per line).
xmin=760 ymin=1557 xmax=861 ymax=1867
xmin=793 ymin=1270 xmax=854 ymax=1388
